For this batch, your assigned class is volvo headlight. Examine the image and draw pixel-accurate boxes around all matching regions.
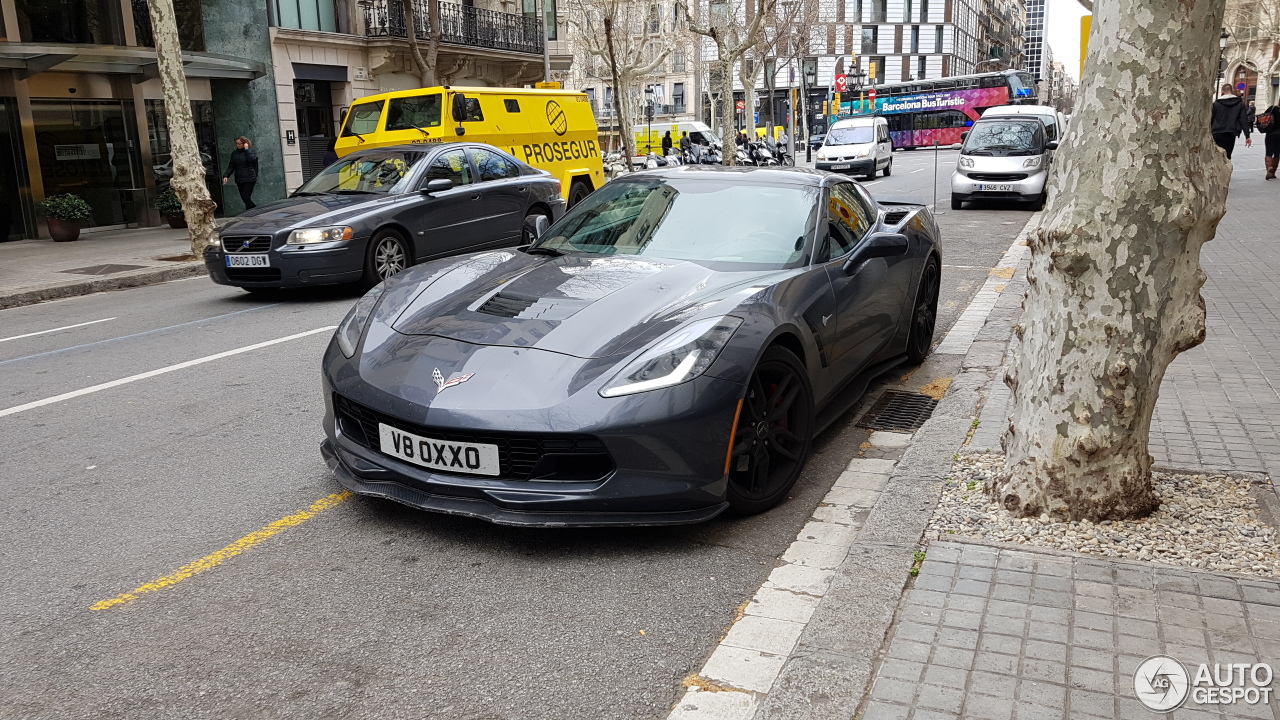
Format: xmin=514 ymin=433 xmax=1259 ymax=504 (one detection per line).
xmin=600 ymin=316 xmax=743 ymax=398
xmin=1022 ymin=156 xmax=1042 ymax=168
xmin=335 ymin=283 xmax=385 ymax=358
xmin=959 ymin=156 xmax=975 ymax=168
xmin=288 ymin=225 xmax=353 ymax=245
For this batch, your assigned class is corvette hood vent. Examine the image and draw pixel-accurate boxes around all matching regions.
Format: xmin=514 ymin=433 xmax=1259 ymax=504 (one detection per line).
xmin=476 ymin=292 xmax=536 ymax=318
xmin=474 ymin=291 xmax=592 ymax=322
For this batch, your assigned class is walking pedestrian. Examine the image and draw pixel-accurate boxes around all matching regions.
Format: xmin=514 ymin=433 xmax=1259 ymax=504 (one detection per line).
xmin=1211 ymin=85 xmax=1252 ymax=159
xmin=661 ymin=130 xmax=673 ymax=157
xmin=223 ymin=136 xmax=260 ymax=210
xmin=1258 ymin=104 xmax=1280 ymax=180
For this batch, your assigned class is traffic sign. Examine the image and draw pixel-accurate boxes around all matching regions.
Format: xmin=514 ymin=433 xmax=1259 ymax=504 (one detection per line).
xmin=835 ymin=74 xmax=848 ymax=92
xmin=868 ymin=88 xmax=878 ymax=101
xmin=1237 ymin=82 xmax=1248 ymax=91
xmin=736 ymin=99 xmax=746 ymax=111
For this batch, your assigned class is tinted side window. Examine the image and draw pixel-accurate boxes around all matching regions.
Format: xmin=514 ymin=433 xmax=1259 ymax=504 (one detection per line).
xmin=467 ymin=148 xmax=520 ymax=181
xmin=460 ymin=97 xmax=484 ymax=122
xmin=826 ymin=183 xmax=873 ymax=259
xmin=386 ymin=95 xmax=442 ymax=131
xmin=342 ymin=101 xmax=384 ymax=136
xmin=423 ymin=149 xmax=474 ymax=186
xmin=504 ymin=99 xmax=521 ymax=112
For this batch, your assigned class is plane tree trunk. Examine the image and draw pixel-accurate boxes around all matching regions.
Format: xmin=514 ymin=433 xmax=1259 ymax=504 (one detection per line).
xmin=992 ymin=0 xmax=1232 ymax=521
xmin=147 ymin=0 xmax=217 ymax=255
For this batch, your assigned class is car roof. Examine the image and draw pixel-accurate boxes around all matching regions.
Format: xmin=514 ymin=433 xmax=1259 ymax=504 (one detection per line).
xmin=983 ymin=105 xmax=1059 ymax=116
xmin=972 ymin=115 xmax=1045 ymax=125
xmin=831 ymin=117 xmax=883 ymax=128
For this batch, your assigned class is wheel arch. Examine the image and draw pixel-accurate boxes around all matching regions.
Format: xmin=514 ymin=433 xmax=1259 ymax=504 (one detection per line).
xmin=371 ymin=223 xmax=416 ymax=264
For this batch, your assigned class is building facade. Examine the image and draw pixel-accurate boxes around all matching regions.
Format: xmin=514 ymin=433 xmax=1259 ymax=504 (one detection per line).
xmin=1021 ymin=0 xmax=1050 ymax=82
xmin=977 ymin=0 xmax=1024 ymax=72
xmin=0 ymin=0 xmax=280 ymax=240
xmin=1223 ymin=0 xmax=1280 ymax=110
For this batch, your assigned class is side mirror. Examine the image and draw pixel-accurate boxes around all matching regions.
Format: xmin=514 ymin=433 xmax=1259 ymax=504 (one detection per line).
xmin=452 ymin=94 xmax=467 ymax=122
xmin=960 ymin=131 xmax=969 ymax=141
xmin=532 ymin=214 xmax=550 ymax=240
xmin=1046 ymin=141 xmax=1059 ymax=150
xmin=842 ymin=232 xmax=909 ymax=274
xmin=423 ymin=178 xmax=453 ymax=193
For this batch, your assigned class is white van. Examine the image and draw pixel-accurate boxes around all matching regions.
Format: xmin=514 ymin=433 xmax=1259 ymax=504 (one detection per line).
xmin=634 ymin=121 xmax=721 ymax=155
xmin=814 ymin=116 xmax=893 ymax=179
xmin=979 ymin=105 xmax=1067 ymax=144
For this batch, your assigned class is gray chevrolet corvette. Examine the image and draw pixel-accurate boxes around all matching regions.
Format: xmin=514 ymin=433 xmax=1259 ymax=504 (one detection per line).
xmin=320 ymin=166 xmax=941 ymax=526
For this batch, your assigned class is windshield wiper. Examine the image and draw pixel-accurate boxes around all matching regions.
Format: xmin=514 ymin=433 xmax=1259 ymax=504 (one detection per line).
xmin=523 ymin=246 xmax=564 ymax=256
xmin=346 ymin=131 xmax=366 ymax=144
xmin=332 ymin=189 xmax=377 ymax=195
xmin=292 ymin=190 xmax=327 ymax=196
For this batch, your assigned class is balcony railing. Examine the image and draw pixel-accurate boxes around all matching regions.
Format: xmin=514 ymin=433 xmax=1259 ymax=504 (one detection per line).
xmin=363 ymin=0 xmax=544 ymax=55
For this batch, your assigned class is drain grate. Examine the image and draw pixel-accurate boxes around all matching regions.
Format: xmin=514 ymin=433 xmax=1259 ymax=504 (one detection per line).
xmin=61 ymin=264 xmax=147 ymax=276
xmin=856 ymin=389 xmax=939 ymax=431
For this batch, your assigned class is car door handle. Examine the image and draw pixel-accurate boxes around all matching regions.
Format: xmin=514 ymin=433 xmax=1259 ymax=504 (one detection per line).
xmin=470 ymin=194 xmax=481 ymax=201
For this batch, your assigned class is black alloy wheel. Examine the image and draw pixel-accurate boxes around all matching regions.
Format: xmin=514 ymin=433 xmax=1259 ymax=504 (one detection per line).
xmin=568 ymin=180 xmax=592 ymax=208
xmin=906 ymin=256 xmax=940 ymax=364
xmin=522 ymin=208 xmax=549 ymax=245
xmin=727 ymin=346 xmax=815 ymax=515
xmin=362 ymin=229 xmax=409 ymax=289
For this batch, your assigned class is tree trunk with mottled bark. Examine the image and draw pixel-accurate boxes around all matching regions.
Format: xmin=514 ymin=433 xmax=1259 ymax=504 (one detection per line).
xmin=402 ymin=0 xmax=439 ymax=86
xmin=719 ymin=58 xmax=737 ymax=163
xmin=603 ymin=17 xmax=638 ymax=163
xmin=147 ymin=0 xmax=217 ymax=255
xmin=992 ymin=0 xmax=1232 ymax=521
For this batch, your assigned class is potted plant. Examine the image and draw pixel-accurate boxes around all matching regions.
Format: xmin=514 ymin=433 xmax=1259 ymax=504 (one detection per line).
xmin=154 ymin=188 xmax=187 ymax=229
xmin=38 ymin=194 xmax=93 ymax=242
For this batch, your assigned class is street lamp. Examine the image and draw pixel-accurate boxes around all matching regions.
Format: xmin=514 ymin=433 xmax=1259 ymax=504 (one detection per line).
xmin=1220 ymin=30 xmax=1231 ymax=90
xmin=803 ymin=58 xmax=817 ymax=162
xmin=644 ymin=85 xmax=655 ymax=155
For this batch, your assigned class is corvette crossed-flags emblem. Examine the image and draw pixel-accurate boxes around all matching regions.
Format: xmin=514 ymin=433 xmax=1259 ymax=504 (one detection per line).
xmin=432 ymin=368 xmax=474 ymax=393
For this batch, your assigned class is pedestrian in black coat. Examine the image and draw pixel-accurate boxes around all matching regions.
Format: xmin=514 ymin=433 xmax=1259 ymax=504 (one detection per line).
xmin=1211 ymin=85 xmax=1253 ymax=159
xmin=661 ymin=130 xmax=673 ymax=157
xmin=223 ymin=136 xmax=260 ymax=210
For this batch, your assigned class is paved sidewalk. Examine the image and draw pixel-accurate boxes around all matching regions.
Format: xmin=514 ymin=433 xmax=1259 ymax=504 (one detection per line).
xmin=0 ymin=226 xmax=206 ymax=309
xmin=867 ymin=542 xmax=1280 ymax=720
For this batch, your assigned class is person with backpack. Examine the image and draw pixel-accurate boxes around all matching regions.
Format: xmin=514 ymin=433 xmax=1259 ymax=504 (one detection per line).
xmin=1211 ymin=85 xmax=1252 ymax=159
xmin=1258 ymin=104 xmax=1280 ymax=180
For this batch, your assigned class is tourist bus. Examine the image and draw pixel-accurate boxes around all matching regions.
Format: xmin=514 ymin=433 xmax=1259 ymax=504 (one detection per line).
xmin=840 ymin=69 xmax=1038 ymax=148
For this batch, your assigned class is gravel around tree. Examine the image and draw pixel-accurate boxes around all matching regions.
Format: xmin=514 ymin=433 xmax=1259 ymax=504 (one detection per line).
xmin=929 ymin=453 xmax=1280 ymax=578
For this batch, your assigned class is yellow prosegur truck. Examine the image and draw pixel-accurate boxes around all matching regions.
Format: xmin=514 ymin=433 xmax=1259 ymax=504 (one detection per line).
xmin=334 ymin=86 xmax=605 ymax=206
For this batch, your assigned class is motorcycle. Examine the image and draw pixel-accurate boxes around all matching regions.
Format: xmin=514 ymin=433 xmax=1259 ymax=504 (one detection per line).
xmin=749 ymin=141 xmax=779 ymax=166
xmin=603 ymin=150 xmax=629 ymax=179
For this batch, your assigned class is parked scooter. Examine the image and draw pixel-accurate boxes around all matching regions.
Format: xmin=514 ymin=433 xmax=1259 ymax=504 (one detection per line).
xmin=749 ymin=141 xmax=779 ymax=166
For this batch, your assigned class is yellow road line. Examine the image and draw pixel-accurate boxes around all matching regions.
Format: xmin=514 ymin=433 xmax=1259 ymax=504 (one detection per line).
xmin=91 ymin=491 xmax=353 ymax=611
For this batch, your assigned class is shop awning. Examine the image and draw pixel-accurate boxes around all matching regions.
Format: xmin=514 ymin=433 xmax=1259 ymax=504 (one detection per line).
xmin=0 ymin=43 xmax=267 ymax=81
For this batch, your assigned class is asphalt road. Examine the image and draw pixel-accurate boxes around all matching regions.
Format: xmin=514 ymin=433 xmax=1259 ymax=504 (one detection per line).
xmin=0 ymin=165 xmax=1031 ymax=720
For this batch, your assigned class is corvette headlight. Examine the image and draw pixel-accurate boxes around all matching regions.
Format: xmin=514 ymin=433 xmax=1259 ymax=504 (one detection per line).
xmin=600 ymin=316 xmax=743 ymax=398
xmin=1022 ymin=156 xmax=1042 ymax=168
xmin=335 ymin=283 xmax=385 ymax=358
xmin=959 ymin=156 xmax=975 ymax=168
xmin=288 ymin=225 xmax=353 ymax=245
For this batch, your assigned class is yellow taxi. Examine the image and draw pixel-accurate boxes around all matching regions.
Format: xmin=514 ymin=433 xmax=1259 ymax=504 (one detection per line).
xmin=335 ymin=86 xmax=605 ymax=206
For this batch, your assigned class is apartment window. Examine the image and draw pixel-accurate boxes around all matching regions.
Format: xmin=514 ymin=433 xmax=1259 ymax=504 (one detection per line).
xmin=274 ymin=0 xmax=337 ymax=32
xmin=868 ymin=55 xmax=886 ymax=83
xmin=910 ymin=25 xmax=919 ymax=52
xmin=904 ymin=0 xmax=912 ymax=21
xmin=133 ymin=0 xmax=205 ymax=49
xmin=647 ymin=4 xmax=660 ymax=33
xmin=861 ymin=26 xmax=878 ymax=54
xmin=872 ymin=0 xmax=887 ymax=22
xmin=710 ymin=0 xmax=729 ymax=25
xmin=918 ymin=55 xmax=926 ymax=78
xmin=17 ymin=0 xmax=124 ymax=44
xmin=920 ymin=0 xmax=929 ymax=20
xmin=604 ymin=86 xmax=614 ymax=111
xmin=673 ymin=51 xmax=686 ymax=72
xmin=673 ymin=83 xmax=685 ymax=112
xmin=935 ymin=25 xmax=944 ymax=52
xmin=522 ymin=0 xmax=558 ymax=40
xmin=854 ymin=0 xmax=864 ymax=20
xmin=584 ymin=88 xmax=597 ymax=110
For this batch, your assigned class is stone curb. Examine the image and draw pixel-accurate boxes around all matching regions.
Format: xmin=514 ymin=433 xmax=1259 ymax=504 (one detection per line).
xmin=753 ymin=218 xmax=1039 ymax=720
xmin=0 ymin=262 xmax=206 ymax=311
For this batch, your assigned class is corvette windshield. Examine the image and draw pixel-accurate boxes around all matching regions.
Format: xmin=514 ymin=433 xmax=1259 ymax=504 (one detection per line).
xmin=535 ymin=178 xmax=820 ymax=269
